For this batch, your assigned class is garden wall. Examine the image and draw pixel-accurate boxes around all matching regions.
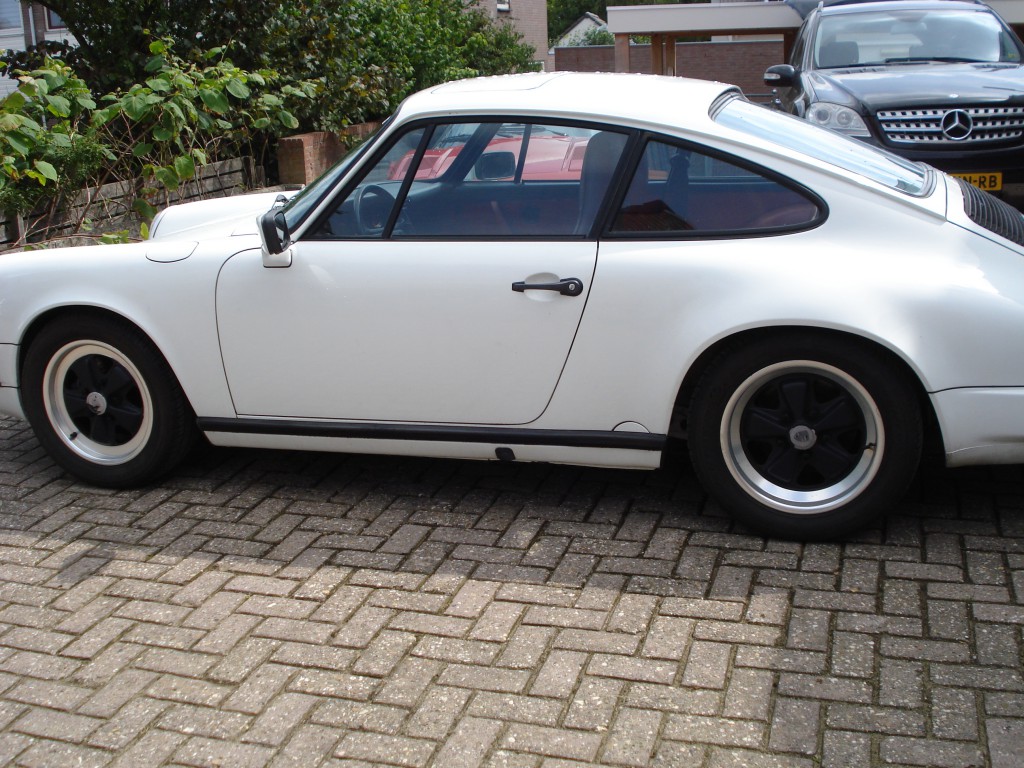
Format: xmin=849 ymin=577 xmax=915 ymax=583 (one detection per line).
xmin=1 ymin=157 xmax=260 ymax=248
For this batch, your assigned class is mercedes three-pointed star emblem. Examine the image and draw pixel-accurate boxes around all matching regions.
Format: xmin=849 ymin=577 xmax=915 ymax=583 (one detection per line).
xmin=941 ymin=109 xmax=973 ymax=141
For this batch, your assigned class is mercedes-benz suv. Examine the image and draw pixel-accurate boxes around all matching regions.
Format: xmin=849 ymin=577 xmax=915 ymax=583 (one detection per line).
xmin=765 ymin=0 xmax=1024 ymax=204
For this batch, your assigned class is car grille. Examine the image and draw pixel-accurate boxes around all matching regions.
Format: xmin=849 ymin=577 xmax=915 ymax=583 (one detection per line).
xmin=957 ymin=178 xmax=1024 ymax=247
xmin=877 ymin=106 xmax=1024 ymax=145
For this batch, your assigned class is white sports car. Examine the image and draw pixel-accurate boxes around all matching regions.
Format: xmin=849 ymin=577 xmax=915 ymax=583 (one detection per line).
xmin=2 ymin=72 xmax=1023 ymax=539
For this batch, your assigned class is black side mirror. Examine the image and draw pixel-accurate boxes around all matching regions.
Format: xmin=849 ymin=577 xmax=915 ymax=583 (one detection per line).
xmin=764 ymin=64 xmax=798 ymax=88
xmin=475 ymin=151 xmax=517 ymax=181
xmin=259 ymin=208 xmax=292 ymax=267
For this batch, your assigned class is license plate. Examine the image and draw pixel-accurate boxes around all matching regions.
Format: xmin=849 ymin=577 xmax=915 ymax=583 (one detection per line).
xmin=952 ymin=172 xmax=1003 ymax=191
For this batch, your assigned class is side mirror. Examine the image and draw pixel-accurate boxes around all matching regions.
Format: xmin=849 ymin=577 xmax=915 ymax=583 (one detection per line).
xmin=475 ymin=151 xmax=516 ymax=181
xmin=259 ymin=208 xmax=292 ymax=268
xmin=764 ymin=64 xmax=798 ymax=88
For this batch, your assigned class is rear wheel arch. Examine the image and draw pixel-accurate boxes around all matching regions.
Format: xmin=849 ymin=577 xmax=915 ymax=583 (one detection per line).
xmin=672 ymin=327 xmax=940 ymax=539
xmin=673 ymin=327 xmax=936 ymax=438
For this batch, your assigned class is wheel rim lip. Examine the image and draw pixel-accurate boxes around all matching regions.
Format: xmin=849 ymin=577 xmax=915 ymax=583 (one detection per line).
xmin=721 ymin=360 xmax=884 ymax=515
xmin=42 ymin=341 xmax=154 ymax=465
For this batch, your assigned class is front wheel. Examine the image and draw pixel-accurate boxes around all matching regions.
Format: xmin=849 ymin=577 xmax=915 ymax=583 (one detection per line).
xmin=688 ymin=335 xmax=922 ymax=540
xmin=21 ymin=315 xmax=196 ymax=487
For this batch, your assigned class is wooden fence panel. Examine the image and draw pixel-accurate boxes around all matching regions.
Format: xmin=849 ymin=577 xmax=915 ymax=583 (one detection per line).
xmin=1 ymin=157 xmax=256 ymax=248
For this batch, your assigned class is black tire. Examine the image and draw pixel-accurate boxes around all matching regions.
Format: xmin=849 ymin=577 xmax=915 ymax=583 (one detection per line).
xmin=688 ymin=334 xmax=922 ymax=540
xmin=21 ymin=315 xmax=197 ymax=487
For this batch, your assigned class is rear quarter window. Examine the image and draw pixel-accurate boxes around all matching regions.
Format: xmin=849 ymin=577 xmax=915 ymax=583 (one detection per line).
xmin=609 ymin=138 xmax=824 ymax=237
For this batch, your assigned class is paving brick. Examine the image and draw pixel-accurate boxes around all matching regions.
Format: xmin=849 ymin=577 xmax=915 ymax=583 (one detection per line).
xmin=438 ymin=664 xmax=530 ymax=694
xmin=469 ymin=692 xmax=563 ymax=726
xmin=601 ymin=707 xmax=662 ymax=767
xmin=564 ymin=675 xmax=623 ymax=731
xmin=768 ymin=697 xmax=821 ymax=754
xmin=431 ymin=716 xmax=503 ymax=768
xmin=335 ymin=731 xmax=435 ymax=767
xmin=826 ymin=703 xmax=925 ymax=736
xmin=502 ymin=723 xmax=603 ymax=762
xmin=374 ymin=657 xmax=442 ymax=707
xmin=109 ymin=729 xmax=186 ymax=768
xmin=988 ymin=717 xmax=1024 ymax=768
xmin=312 ymin=698 xmax=406 ymax=734
xmin=12 ymin=707 xmax=103 ymax=741
xmin=681 ymin=640 xmax=732 ymax=689
xmin=266 ymin=724 xmax=339 ymax=768
xmin=174 ymin=735 xmax=275 ymax=768
xmin=880 ymin=736 xmax=985 ymax=768
xmin=530 ymin=649 xmax=586 ymax=698
xmin=663 ymin=714 xmax=765 ymax=748
xmin=159 ymin=702 xmax=252 ymax=739
xmin=403 ymin=683 xmax=471 ymax=739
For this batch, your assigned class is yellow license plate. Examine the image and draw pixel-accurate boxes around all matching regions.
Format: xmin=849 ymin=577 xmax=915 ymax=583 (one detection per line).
xmin=952 ymin=172 xmax=1003 ymax=191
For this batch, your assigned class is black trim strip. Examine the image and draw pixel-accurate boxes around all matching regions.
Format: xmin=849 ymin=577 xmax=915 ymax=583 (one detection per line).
xmin=197 ymin=418 xmax=666 ymax=452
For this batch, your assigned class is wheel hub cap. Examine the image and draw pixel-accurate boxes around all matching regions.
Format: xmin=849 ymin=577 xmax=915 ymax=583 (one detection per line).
xmin=85 ymin=391 xmax=108 ymax=416
xmin=788 ymin=424 xmax=817 ymax=451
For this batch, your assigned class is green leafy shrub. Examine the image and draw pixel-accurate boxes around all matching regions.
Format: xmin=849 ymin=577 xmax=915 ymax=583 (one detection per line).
xmin=0 ymin=41 xmax=316 ymax=243
xmin=0 ymin=59 xmax=105 ymax=219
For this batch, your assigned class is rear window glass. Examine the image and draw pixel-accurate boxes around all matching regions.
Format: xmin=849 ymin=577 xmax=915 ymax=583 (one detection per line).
xmin=713 ymin=96 xmax=931 ymax=196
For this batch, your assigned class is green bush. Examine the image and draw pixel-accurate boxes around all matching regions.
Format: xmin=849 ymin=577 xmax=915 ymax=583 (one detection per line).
xmin=0 ymin=41 xmax=316 ymax=243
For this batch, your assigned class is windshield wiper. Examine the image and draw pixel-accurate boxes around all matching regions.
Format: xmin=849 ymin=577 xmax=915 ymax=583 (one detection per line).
xmin=884 ymin=56 xmax=988 ymax=64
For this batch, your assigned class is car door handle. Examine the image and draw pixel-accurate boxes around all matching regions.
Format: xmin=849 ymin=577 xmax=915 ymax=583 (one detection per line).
xmin=511 ymin=277 xmax=584 ymax=297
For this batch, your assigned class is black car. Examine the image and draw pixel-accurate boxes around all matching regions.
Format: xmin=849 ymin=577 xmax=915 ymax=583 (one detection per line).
xmin=765 ymin=0 xmax=1024 ymax=203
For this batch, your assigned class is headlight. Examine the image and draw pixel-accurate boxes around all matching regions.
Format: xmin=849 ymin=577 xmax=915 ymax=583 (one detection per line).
xmin=805 ymin=102 xmax=871 ymax=137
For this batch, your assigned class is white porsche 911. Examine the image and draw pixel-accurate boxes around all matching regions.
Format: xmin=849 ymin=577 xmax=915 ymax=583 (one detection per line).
xmin=2 ymin=72 xmax=1023 ymax=539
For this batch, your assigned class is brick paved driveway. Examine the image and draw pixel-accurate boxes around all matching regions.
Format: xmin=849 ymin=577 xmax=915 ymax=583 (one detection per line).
xmin=0 ymin=414 xmax=1021 ymax=767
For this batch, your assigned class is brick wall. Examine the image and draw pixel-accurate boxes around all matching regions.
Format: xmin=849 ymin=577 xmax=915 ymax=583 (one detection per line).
xmin=481 ymin=0 xmax=552 ymax=71
xmin=555 ymin=40 xmax=787 ymax=100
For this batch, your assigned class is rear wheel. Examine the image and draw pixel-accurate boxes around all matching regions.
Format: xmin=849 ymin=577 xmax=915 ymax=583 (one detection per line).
xmin=688 ymin=334 xmax=922 ymax=539
xmin=21 ymin=315 xmax=196 ymax=487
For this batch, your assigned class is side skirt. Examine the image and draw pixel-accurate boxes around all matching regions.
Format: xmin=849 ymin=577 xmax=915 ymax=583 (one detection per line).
xmin=197 ymin=417 xmax=666 ymax=452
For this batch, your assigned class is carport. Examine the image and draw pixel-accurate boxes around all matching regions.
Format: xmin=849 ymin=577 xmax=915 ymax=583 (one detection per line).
xmin=607 ymin=0 xmax=1024 ymax=76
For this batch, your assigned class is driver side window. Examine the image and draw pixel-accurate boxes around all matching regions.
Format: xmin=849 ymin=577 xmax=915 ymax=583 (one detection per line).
xmin=313 ymin=127 xmax=427 ymax=239
xmin=311 ymin=120 xmax=627 ymax=240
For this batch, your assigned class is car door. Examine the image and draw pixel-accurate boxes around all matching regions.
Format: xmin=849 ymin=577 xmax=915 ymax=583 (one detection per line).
xmin=216 ymin=120 xmax=629 ymax=425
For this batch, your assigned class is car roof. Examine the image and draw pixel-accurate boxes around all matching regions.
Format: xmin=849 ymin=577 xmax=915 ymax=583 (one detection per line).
xmin=817 ymin=0 xmax=990 ymax=15
xmin=395 ymin=72 xmax=738 ymax=135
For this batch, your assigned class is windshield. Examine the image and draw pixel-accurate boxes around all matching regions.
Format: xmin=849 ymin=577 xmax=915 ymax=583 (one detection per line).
xmin=714 ymin=96 xmax=930 ymax=196
xmin=814 ymin=8 xmax=1022 ymax=67
xmin=282 ymin=120 xmax=387 ymax=232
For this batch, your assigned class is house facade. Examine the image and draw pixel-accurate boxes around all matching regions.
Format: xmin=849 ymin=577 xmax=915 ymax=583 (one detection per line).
xmin=479 ymin=0 xmax=551 ymax=70
xmin=0 ymin=1 xmax=74 ymax=95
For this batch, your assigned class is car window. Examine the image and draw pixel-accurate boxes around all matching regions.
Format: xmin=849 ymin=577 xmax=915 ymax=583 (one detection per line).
xmin=310 ymin=120 xmax=628 ymax=240
xmin=815 ymin=8 xmax=1021 ymax=67
xmin=714 ymin=95 xmax=930 ymax=196
xmin=311 ymin=127 xmax=428 ymax=239
xmin=609 ymin=139 xmax=822 ymax=236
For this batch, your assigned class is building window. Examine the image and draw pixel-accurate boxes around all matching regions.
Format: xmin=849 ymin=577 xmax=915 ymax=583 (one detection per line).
xmin=47 ymin=10 xmax=66 ymax=30
xmin=0 ymin=0 xmax=22 ymax=32
xmin=497 ymin=1 xmax=510 ymax=12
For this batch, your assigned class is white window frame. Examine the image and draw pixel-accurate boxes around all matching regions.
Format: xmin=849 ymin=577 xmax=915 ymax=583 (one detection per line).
xmin=0 ymin=0 xmax=23 ymax=32
xmin=46 ymin=9 xmax=67 ymax=31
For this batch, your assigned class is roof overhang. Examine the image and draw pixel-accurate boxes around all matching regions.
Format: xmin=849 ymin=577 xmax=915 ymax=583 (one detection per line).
xmin=607 ymin=2 xmax=801 ymax=36
xmin=606 ymin=0 xmax=1024 ymax=36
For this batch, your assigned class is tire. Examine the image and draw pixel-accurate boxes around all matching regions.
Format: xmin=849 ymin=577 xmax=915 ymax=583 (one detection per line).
xmin=21 ymin=315 xmax=197 ymax=487
xmin=688 ymin=334 xmax=922 ymax=540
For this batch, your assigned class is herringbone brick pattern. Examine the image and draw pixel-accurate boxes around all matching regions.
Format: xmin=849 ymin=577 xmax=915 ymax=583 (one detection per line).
xmin=0 ymin=415 xmax=1021 ymax=767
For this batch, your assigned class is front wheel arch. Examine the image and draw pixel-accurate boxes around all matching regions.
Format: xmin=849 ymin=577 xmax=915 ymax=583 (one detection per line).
xmin=19 ymin=310 xmax=197 ymax=487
